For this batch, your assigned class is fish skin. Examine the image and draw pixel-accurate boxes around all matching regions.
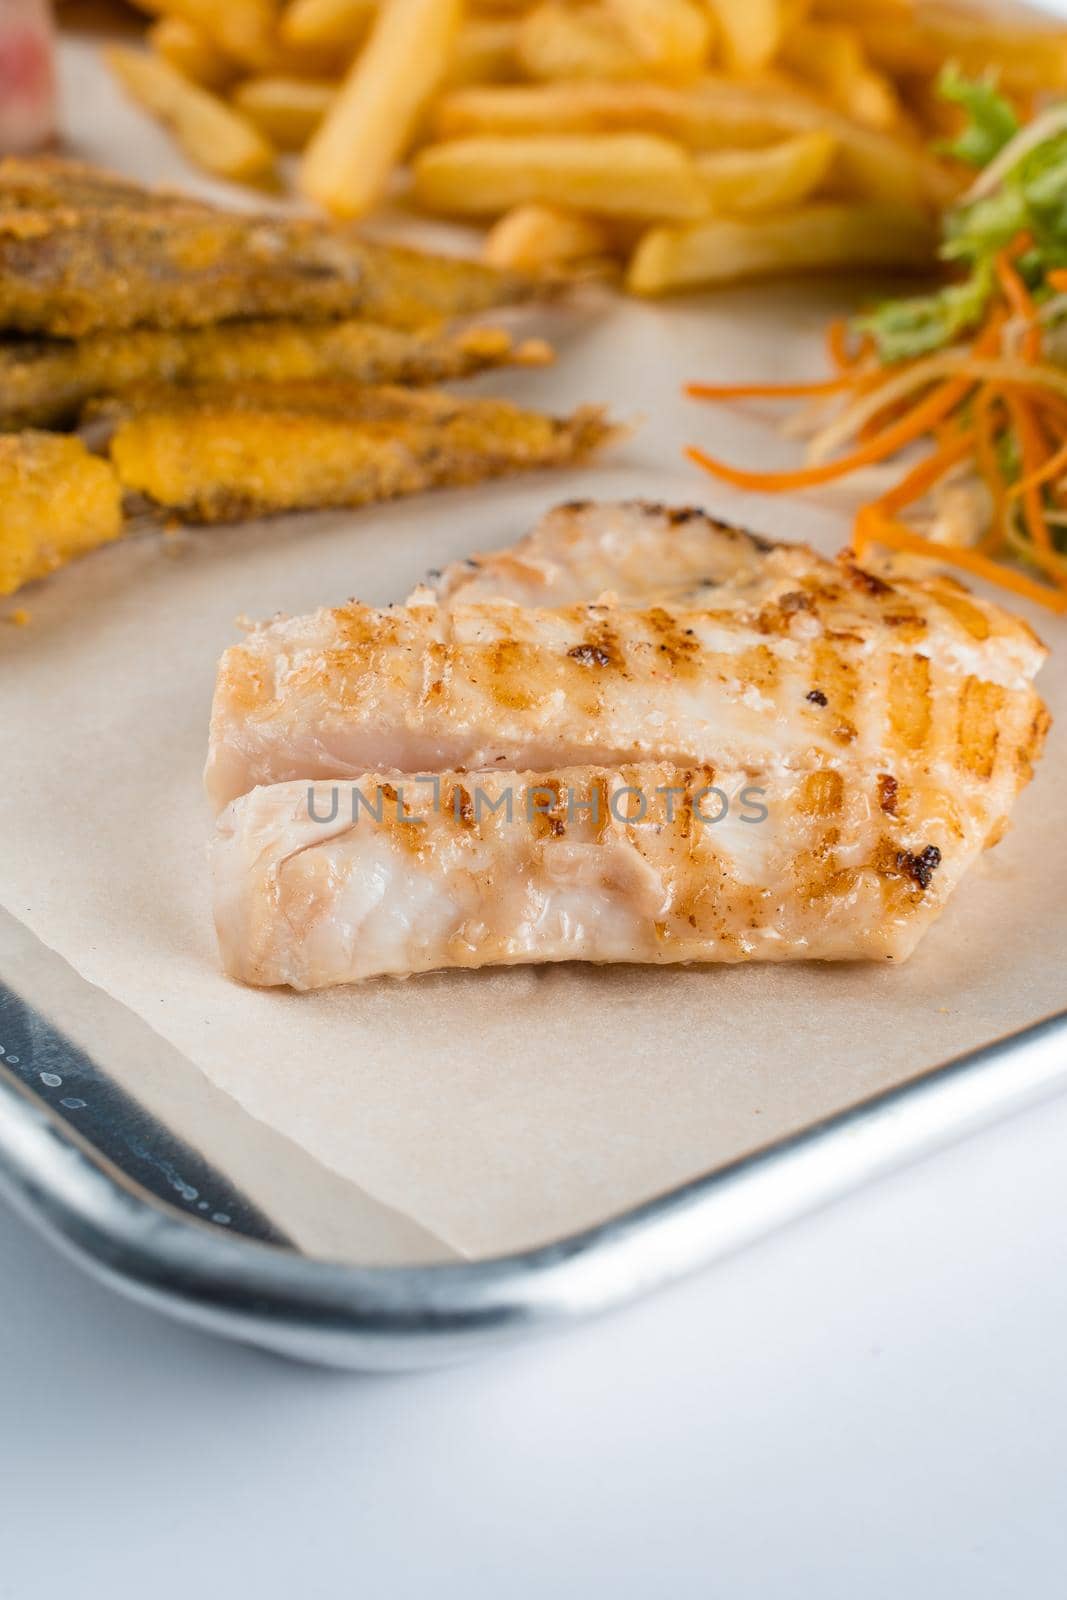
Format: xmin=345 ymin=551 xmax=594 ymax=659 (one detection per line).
xmin=213 ymin=759 xmax=1006 ymax=986
xmin=0 ymin=320 xmax=546 ymax=431
xmin=104 ymin=384 xmax=614 ymax=523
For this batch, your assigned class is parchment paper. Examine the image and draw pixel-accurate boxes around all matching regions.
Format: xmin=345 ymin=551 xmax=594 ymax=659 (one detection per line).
xmin=1 ymin=42 xmax=1063 ymax=1262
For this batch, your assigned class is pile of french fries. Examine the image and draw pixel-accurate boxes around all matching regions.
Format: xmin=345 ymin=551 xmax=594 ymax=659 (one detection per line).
xmin=103 ymin=0 xmax=1067 ymax=295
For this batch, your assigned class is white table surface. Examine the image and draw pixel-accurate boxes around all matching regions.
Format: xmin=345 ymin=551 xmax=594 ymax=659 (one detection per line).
xmin=4 ymin=1080 xmax=1066 ymax=1599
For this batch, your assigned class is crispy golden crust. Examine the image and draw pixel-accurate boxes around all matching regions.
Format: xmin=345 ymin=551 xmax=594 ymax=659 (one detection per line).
xmin=0 ymin=159 xmax=543 ymax=336
xmin=0 ymin=321 xmax=546 ymax=430
xmin=0 ymin=431 xmax=123 ymax=596
xmin=0 ymin=155 xmax=211 ymax=215
xmin=105 ymin=384 xmax=616 ymax=522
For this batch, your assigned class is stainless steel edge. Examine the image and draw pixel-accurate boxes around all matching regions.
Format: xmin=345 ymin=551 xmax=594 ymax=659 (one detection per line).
xmin=0 ymin=1009 xmax=1065 ymax=1371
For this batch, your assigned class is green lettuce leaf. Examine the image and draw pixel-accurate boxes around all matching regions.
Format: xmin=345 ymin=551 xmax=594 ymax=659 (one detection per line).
xmin=851 ymin=72 xmax=1067 ymax=362
xmin=856 ymin=264 xmax=994 ymax=363
xmin=936 ymin=63 xmax=1018 ymax=168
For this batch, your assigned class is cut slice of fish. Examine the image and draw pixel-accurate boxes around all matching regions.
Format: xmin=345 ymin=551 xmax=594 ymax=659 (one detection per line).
xmin=205 ymin=588 xmax=1047 ymax=811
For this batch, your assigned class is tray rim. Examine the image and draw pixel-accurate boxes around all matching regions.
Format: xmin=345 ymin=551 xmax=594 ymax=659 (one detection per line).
xmin=1 ymin=1003 xmax=1065 ymax=1370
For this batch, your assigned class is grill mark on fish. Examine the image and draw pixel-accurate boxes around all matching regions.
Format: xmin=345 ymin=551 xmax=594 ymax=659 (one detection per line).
xmin=958 ymin=676 xmax=1005 ymax=779
xmin=888 ymin=653 xmax=932 ymax=753
xmin=644 ymin=606 xmax=703 ymax=675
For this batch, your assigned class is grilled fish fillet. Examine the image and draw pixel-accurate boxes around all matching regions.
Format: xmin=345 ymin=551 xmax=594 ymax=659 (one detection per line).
xmin=415 ymin=497 xmax=776 ymax=608
xmin=0 ymin=321 xmax=551 ymax=431
xmin=209 ymin=502 xmax=1049 ymax=981
xmin=214 ymin=756 xmax=1017 ymax=985
xmin=205 ymin=580 xmax=1047 ymax=812
xmin=103 ymin=384 xmax=614 ymax=523
xmin=0 ymin=159 xmax=542 ymax=336
xmin=0 ymin=431 xmax=123 ymax=596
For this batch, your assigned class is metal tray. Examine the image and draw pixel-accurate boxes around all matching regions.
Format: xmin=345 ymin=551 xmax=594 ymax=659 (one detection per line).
xmin=2 ymin=970 xmax=1064 ymax=1371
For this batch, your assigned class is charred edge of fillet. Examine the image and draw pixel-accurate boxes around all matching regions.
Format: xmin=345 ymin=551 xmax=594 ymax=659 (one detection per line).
xmin=554 ymin=498 xmax=780 ymax=554
xmin=895 ymin=845 xmax=942 ymax=890
xmin=838 ymin=554 xmax=895 ymax=597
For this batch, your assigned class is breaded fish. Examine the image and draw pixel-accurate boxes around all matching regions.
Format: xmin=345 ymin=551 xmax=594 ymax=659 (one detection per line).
xmin=0 ymin=160 xmax=543 ymax=336
xmin=0 ymin=431 xmax=123 ymax=596
xmin=213 ymin=754 xmax=1024 ymax=985
xmin=0 ymin=320 xmax=551 ymax=430
xmin=204 ymin=580 xmax=1048 ymax=812
xmin=0 ymin=155 xmax=204 ymax=213
xmin=103 ymin=383 xmax=614 ymax=523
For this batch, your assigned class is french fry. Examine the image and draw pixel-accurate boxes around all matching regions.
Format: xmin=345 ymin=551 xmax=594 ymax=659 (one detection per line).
xmin=232 ymin=77 xmax=336 ymax=150
xmin=106 ymin=47 xmax=276 ymax=182
xmin=695 ymin=130 xmax=835 ymax=214
xmin=150 ymin=0 xmax=278 ymax=73
xmin=432 ymin=79 xmax=947 ymax=207
xmin=517 ymin=2 xmax=648 ymax=81
xmin=301 ymin=0 xmax=461 ymax=217
xmin=279 ymin=0 xmax=377 ymax=54
xmin=448 ymin=18 xmax=521 ymax=87
xmin=704 ymin=0 xmax=784 ymax=71
xmin=433 ymin=79 xmax=787 ymax=145
xmin=605 ymin=0 xmax=713 ymax=79
xmin=827 ymin=117 xmax=953 ymax=211
xmin=413 ymin=133 xmax=708 ymax=221
xmin=483 ymin=203 xmax=613 ymax=269
xmin=779 ymin=21 xmax=901 ymax=133
xmin=147 ymin=16 xmax=237 ymax=92
xmin=816 ymin=0 xmax=1067 ymax=95
xmin=627 ymin=201 xmax=935 ymax=294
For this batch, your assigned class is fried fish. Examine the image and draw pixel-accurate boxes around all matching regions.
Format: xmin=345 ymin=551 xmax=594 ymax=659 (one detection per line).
xmin=102 ymin=383 xmax=614 ymax=524
xmin=0 ymin=159 xmax=544 ymax=336
xmin=0 ymin=431 xmax=123 ymax=596
xmin=0 ymin=320 xmax=551 ymax=430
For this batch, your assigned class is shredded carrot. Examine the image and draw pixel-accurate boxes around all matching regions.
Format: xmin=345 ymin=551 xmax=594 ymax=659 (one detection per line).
xmin=855 ymin=509 xmax=1067 ymax=613
xmin=1047 ymin=269 xmax=1067 ymax=293
xmin=1010 ymin=435 xmax=1067 ymax=500
xmin=686 ymin=375 xmax=976 ymax=493
xmin=974 ymin=388 xmax=1010 ymax=553
xmin=1006 ymin=391 xmax=1054 ymax=549
xmin=827 ymin=318 xmax=871 ymax=372
xmin=995 ymin=240 xmax=1042 ymax=361
xmin=875 ymin=430 xmax=976 ymax=515
xmin=683 ymin=268 xmax=1067 ymax=614
xmin=685 ymin=376 xmax=855 ymax=400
